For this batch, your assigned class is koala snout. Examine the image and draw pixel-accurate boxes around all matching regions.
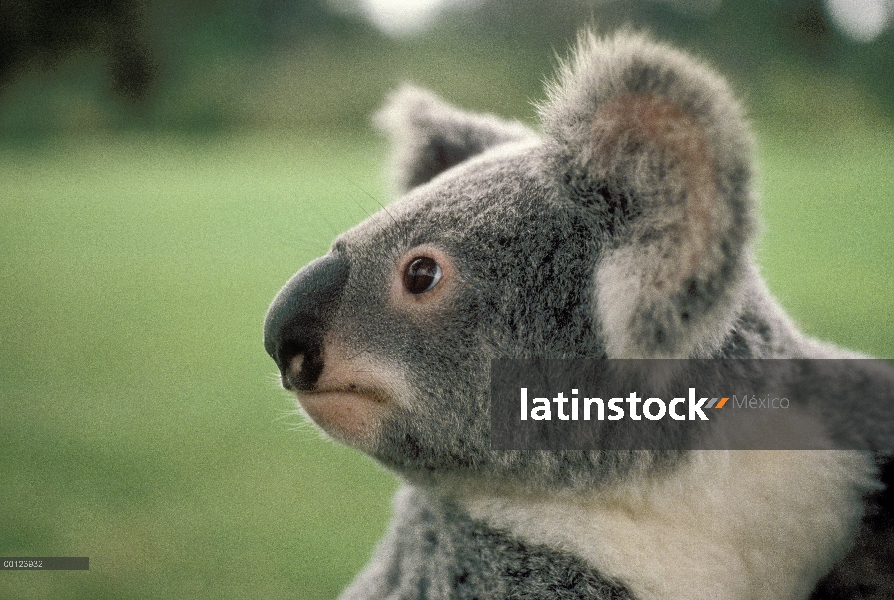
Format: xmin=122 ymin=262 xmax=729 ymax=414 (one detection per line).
xmin=263 ymin=254 xmax=349 ymax=390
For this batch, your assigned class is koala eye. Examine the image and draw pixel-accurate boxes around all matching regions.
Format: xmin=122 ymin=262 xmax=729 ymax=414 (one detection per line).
xmin=403 ymin=256 xmax=442 ymax=294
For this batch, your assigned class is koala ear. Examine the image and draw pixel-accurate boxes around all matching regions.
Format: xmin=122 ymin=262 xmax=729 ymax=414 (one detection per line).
xmin=540 ymin=32 xmax=757 ymax=358
xmin=375 ymin=84 xmax=537 ymax=194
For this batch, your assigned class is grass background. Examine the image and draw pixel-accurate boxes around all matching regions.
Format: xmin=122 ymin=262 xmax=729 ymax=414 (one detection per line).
xmin=0 ymin=133 xmax=399 ymax=599
xmin=1 ymin=100 xmax=892 ymax=599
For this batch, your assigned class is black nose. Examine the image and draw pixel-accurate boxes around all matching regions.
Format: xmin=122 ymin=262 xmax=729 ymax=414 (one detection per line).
xmin=263 ymin=254 xmax=350 ymax=389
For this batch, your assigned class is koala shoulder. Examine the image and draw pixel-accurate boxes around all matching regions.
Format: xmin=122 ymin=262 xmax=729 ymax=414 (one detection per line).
xmin=339 ymin=485 xmax=635 ymax=600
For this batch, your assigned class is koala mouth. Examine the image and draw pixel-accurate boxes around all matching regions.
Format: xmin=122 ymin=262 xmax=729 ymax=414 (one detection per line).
xmin=299 ymin=384 xmax=391 ymax=404
xmin=281 ymin=345 xmax=396 ymax=397
xmin=281 ymin=356 xmax=391 ymax=404
xmin=295 ymin=385 xmax=392 ymax=442
xmin=281 ymin=343 xmax=402 ymax=440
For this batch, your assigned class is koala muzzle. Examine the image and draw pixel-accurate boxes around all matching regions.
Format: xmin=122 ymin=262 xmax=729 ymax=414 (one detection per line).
xmin=263 ymin=254 xmax=349 ymax=390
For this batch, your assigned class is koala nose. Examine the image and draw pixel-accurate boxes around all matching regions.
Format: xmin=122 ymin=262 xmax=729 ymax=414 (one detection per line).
xmin=263 ymin=254 xmax=349 ymax=390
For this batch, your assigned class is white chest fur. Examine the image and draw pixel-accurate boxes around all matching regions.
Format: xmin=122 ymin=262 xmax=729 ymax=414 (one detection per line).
xmin=459 ymin=451 xmax=876 ymax=600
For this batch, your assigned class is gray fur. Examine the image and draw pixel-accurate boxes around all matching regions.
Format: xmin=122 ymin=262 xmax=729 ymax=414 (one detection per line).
xmin=263 ymin=31 xmax=893 ymax=599
xmin=340 ymin=486 xmax=634 ymax=600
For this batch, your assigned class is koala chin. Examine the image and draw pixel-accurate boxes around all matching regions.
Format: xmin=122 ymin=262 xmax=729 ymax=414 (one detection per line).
xmin=264 ymin=31 xmax=893 ymax=600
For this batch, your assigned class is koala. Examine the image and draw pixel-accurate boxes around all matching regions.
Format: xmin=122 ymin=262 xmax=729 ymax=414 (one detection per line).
xmin=263 ymin=31 xmax=893 ymax=599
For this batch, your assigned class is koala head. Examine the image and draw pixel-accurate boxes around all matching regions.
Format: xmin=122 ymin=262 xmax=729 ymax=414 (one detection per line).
xmin=264 ymin=32 xmax=757 ymax=490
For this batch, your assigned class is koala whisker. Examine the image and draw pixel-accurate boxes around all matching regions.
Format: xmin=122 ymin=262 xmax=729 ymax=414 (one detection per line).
xmin=266 ymin=371 xmax=287 ymax=388
xmin=340 ymin=174 xmax=398 ymax=226
xmin=273 ymin=408 xmax=298 ymax=423
xmin=285 ymin=415 xmax=319 ymax=434
xmin=313 ymin=208 xmax=349 ymax=241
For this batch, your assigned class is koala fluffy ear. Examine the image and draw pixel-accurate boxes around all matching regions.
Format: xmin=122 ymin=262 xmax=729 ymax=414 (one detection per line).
xmin=375 ymin=84 xmax=538 ymax=194
xmin=540 ymin=32 xmax=757 ymax=358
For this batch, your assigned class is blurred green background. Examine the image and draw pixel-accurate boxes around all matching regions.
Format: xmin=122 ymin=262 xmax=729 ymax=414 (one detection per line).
xmin=1 ymin=1 xmax=892 ymax=598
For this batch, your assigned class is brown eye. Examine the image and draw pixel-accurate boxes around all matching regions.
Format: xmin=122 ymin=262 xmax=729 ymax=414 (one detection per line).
xmin=403 ymin=256 xmax=442 ymax=294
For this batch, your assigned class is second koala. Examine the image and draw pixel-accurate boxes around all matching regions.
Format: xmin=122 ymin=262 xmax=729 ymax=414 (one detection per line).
xmin=264 ymin=31 xmax=893 ymax=600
